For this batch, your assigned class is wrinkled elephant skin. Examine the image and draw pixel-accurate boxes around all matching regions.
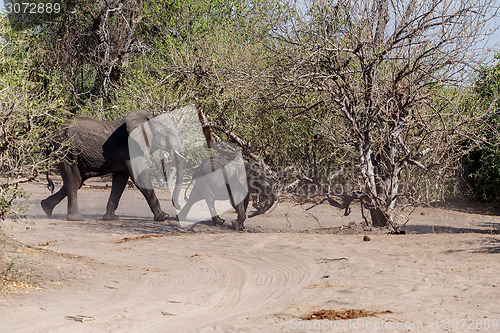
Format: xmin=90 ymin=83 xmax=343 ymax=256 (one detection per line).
xmin=41 ymin=109 xmax=184 ymax=221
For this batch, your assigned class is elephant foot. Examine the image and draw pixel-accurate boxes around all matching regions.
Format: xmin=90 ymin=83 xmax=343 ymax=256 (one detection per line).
xmin=103 ymin=213 xmax=119 ymax=221
xmin=231 ymin=220 xmax=245 ymax=231
xmin=66 ymin=213 xmax=85 ymax=221
xmin=212 ymin=216 xmax=225 ymax=226
xmin=40 ymin=199 xmax=53 ymax=217
xmin=154 ymin=211 xmax=169 ymax=221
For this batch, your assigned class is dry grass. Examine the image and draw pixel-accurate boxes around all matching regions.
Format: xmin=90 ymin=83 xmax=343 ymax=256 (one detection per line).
xmin=1 ymin=233 xmax=40 ymax=294
xmin=301 ymin=309 xmax=393 ymax=321
xmin=1 ymin=278 xmax=41 ymax=294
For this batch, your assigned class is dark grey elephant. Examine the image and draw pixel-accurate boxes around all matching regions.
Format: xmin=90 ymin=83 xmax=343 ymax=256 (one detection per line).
xmin=41 ymin=109 xmax=185 ymax=221
xmin=177 ymin=156 xmax=275 ymax=230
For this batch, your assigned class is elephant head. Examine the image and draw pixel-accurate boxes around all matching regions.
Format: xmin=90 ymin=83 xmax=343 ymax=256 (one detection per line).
xmin=126 ymin=109 xmax=185 ymax=209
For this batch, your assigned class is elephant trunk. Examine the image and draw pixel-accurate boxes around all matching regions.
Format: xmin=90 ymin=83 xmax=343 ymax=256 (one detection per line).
xmin=260 ymin=189 xmax=276 ymax=214
xmin=171 ymin=150 xmax=185 ymax=210
xmin=249 ymin=181 xmax=276 ymax=218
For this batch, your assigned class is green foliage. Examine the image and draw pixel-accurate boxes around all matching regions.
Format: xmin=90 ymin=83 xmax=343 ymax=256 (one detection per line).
xmin=0 ymin=185 xmax=29 ymax=220
xmin=462 ymin=55 xmax=500 ymax=202
xmin=117 ymin=0 xmax=343 ymax=177
xmin=463 ymin=146 xmax=500 ymax=202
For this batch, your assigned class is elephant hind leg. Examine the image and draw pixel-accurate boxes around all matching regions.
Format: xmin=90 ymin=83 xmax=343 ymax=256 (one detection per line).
xmin=201 ymin=188 xmax=225 ymax=226
xmin=41 ymin=187 xmax=67 ymax=217
xmin=103 ymin=173 xmax=128 ymax=221
xmin=177 ymin=189 xmax=203 ymax=221
xmin=177 ymin=188 xmax=225 ymax=225
xmin=212 ymin=215 xmax=225 ymax=226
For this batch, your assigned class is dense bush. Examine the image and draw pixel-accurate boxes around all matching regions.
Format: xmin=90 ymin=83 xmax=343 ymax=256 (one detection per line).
xmin=462 ymin=55 xmax=500 ymax=203
xmin=0 ymin=14 xmax=69 ymax=220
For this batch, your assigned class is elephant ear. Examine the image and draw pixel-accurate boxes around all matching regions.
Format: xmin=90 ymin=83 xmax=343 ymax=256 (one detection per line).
xmin=125 ymin=109 xmax=151 ymax=134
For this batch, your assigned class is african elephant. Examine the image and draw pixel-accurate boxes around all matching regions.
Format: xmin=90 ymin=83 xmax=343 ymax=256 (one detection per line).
xmin=177 ymin=156 xmax=275 ymax=230
xmin=41 ymin=109 xmax=185 ymax=221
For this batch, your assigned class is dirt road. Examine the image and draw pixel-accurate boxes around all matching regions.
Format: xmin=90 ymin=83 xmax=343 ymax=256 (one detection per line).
xmin=1 ymin=181 xmax=500 ymax=332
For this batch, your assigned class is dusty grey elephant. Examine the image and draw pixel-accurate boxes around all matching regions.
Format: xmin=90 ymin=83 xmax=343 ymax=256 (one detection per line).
xmin=177 ymin=156 xmax=275 ymax=230
xmin=41 ymin=109 xmax=185 ymax=221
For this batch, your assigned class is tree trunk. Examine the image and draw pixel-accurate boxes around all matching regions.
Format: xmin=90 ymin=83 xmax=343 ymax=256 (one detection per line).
xmin=369 ymin=207 xmax=388 ymax=227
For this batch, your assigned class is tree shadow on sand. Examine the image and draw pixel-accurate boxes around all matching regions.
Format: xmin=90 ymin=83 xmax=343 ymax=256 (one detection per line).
xmin=406 ymin=223 xmax=499 ymax=235
xmin=433 ymin=199 xmax=500 ymax=216
xmin=472 ymin=238 xmax=500 ymax=254
xmin=405 ymin=224 xmax=500 ymax=254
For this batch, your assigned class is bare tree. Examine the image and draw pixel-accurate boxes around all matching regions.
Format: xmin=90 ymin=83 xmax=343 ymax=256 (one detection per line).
xmin=49 ymin=0 xmax=149 ymax=99
xmin=263 ymin=0 xmax=498 ymax=231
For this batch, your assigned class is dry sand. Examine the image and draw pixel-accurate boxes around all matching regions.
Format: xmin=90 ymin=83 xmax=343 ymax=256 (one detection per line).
xmin=1 ymin=179 xmax=499 ymax=332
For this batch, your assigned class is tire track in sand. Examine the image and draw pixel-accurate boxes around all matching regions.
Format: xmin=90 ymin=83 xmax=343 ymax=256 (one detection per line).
xmin=1 ymin=230 xmax=327 ymax=332
xmin=149 ymin=234 xmax=325 ymax=332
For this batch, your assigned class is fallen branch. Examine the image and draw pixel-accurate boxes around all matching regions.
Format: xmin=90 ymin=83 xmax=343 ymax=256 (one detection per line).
xmin=306 ymin=191 xmax=370 ymax=217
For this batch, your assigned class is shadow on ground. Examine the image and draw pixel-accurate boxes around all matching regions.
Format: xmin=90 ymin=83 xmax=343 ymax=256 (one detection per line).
xmin=25 ymin=213 xmax=263 ymax=235
xmin=434 ymin=199 xmax=500 ymax=216
xmin=69 ymin=216 xmax=237 ymax=235
xmin=406 ymin=223 xmax=500 ymax=235
xmin=473 ymin=238 xmax=500 ymax=254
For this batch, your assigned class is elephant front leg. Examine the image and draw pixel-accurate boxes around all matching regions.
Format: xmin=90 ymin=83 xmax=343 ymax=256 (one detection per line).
xmin=141 ymin=187 xmax=168 ymax=221
xmin=126 ymin=161 xmax=168 ymax=221
xmin=134 ymin=182 xmax=168 ymax=221
xmin=243 ymin=194 xmax=250 ymax=213
xmin=231 ymin=201 xmax=247 ymax=231
xmin=103 ymin=173 xmax=128 ymax=220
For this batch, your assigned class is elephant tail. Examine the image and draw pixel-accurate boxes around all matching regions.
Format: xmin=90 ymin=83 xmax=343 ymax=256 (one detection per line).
xmin=46 ymin=172 xmax=55 ymax=194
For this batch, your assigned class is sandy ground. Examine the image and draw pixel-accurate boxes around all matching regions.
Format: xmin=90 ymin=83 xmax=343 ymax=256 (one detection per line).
xmin=1 ymin=178 xmax=500 ymax=332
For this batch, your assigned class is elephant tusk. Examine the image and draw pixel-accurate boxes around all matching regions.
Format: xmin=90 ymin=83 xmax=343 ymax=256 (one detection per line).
xmin=140 ymin=123 xmax=152 ymax=151
xmin=172 ymin=149 xmax=187 ymax=162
